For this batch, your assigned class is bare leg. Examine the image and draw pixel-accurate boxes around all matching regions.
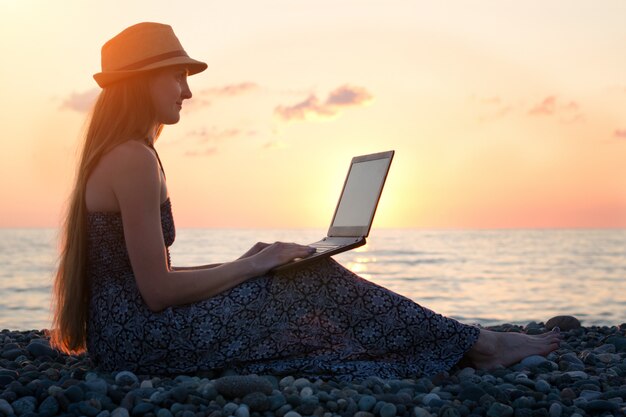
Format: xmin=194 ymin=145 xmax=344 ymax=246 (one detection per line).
xmin=464 ymin=327 xmax=561 ymax=369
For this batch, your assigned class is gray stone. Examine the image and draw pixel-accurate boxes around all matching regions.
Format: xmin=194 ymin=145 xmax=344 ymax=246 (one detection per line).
xmin=25 ymin=342 xmax=57 ymax=359
xmin=548 ymin=402 xmax=562 ymax=417
xmin=520 ymin=355 xmax=548 ymax=368
xmin=131 ymin=402 xmax=154 ymax=415
xmin=578 ymin=390 xmax=602 ymax=401
xmin=38 ymin=396 xmax=59 ymax=417
xmin=12 ymin=396 xmax=37 ymax=415
xmin=605 ymin=335 xmax=626 ymax=352
xmin=299 ymin=386 xmax=313 ymax=398
xmin=214 ymin=375 xmax=273 ymax=398
xmin=234 ymin=405 xmax=250 ymax=417
xmin=242 ymin=391 xmax=269 ymax=411
xmin=85 ymin=378 xmax=109 ymax=395
xmin=156 ymin=409 xmax=174 ymax=417
xmin=358 ymin=395 xmax=376 ymax=411
xmin=380 ymin=402 xmax=397 ymax=417
xmin=65 ymin=384 xmax=84 ymax=402
xmin=223 ymin=402 xmax=239 ymax=415
xmin=269 ymin=393 xmax=287 ymax=410
xmin=422 ymin=393 xmax=440 ymax=405
xmin=1 ymin=348 xmax=24 ymax=360
xmin=354 ymin=412 xmax=375 ymax=417
xmin=0 ymin=399 xmax=13 ymax=415
xmin=534 ymin=380 xmax=551 ymax=394
xmin=459 ymin=386 xmax=487 ymax=402
xmin=110 ymin=407 xmax=130 ymax=417
xmin=283 ymin=411 xmax=302 ymax=417
xmin=546 ymin=315 xmax=581 ymax=331
xmin=96 ymin=411 xmax=111 ymax=417
xmin=583 ymin=400 xmax=619 ymax=412
xmin=565 ymin=371 xmax=589 ymax=380
xmin=412 ymin=407 xmax=432 ymax=417
xmin=486 ymin=402 xmax=513 ymax=417
xmin=114 ymin=371 xmax=139 ymax=386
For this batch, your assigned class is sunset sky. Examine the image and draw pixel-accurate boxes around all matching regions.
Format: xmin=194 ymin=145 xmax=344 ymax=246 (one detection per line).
xmin=1 ymin=0 xmax=625 ymax=229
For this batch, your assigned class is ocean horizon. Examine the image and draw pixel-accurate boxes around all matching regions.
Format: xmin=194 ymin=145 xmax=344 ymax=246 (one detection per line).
xmin=1 ymin=227 xmax=625 ymax=331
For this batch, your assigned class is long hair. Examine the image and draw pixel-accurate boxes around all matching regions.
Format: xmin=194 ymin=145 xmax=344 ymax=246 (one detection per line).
xmin=51 ymin=76 xmax=162 ymax=353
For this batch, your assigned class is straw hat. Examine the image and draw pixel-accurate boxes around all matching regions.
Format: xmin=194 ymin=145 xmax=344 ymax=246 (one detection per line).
xmin=93 ymin=22 xmax=207 ymax=88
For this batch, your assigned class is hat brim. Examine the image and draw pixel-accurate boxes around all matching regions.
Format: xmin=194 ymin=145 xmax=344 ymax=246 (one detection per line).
xmin=93 ymin=56 xmax=207 ymax=88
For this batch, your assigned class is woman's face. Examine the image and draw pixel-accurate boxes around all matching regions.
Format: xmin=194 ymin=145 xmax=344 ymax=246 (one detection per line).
xmin=149 ymin=66 xmax=192 ymax=125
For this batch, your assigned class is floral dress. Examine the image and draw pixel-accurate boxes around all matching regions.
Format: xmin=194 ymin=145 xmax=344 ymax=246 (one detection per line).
xmin=86 ymin=198 xmax=479 ymax=380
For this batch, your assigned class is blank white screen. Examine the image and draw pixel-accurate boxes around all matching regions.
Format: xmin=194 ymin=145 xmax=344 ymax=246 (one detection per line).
xmin=332 ymin=158 xmax=389 ymax=227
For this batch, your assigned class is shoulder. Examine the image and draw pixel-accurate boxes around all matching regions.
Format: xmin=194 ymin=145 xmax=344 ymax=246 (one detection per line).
xmin=104 ymin=141 xmax=159 ymax=173
xmin=101 ymin=141 xmax=162 ymax=196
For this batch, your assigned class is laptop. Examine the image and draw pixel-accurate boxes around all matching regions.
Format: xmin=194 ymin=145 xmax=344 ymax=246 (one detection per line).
xmin=273 ymin=150 xmax=394 ymax=272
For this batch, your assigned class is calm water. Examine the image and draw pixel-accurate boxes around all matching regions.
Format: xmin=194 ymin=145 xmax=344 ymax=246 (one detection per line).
xmin=1 ymin=228 xmax=625 ymax=330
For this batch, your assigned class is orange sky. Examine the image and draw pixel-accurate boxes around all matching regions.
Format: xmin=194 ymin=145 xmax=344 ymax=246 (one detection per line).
xmin=1 ymin=1 xmax=625 ymax=229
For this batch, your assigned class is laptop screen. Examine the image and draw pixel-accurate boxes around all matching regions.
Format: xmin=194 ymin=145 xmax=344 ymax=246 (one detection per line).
xmin=329 ymin=151 xmax=393 ymax=236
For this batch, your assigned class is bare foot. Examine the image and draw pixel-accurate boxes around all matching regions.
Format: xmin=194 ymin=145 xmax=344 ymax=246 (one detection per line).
xmin=465 ymin=328 xmax=561 ymax=369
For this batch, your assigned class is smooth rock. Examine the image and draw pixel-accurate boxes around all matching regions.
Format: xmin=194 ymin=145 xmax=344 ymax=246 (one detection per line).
xmin=114 ymin=371 xmax=138 ymax=386
xmin=421 ymin=393 xmax=440 ymax=406
xmin=11 ymin=396 xmax=37 ymax=415
xmin=459 ymin=386 xmax=487 ymax=402
xmin=0 ymin=398 xmax=14 ymax=415
xmin=486 ymin=402 xmax=513 ymax=417
xmin=534 ymin=380 xmax=551 ymax=394
xmin=358 ymin=395 xmax=376 ymax=411
xmin=25 ymin=342 xmax=57 ymax=359
xmin=583 ymin=400 xmax=619 ymax=412
xmin=565 ymin=371 xmax=589 ymax=380
xmin=548 ymin=402 xmax=562 ymax=417
xmin=110 ymin=407 xmax=130 ymax=417
xmin=605 ymin=335 xmax=626 ymax=352
xmin=520 ymin=355 xmax=548 ymax=368
xmin=380 ymin=402 xmax=397 ymax=417
xmin=546 ymin=315 xmax=580 ymax=331
xmin=242 ymin=392 xmax=269 ymax=411
xmin=578 ymin=390 xmax=602 ymax=401
xmin=156 ymin=409 xmax=174 ymax=417
xmin=214 ymin=375 xmax=273 ymax=398
xmin=37 ymin=396 xmax=59 ymax=417
xmin=412 ymin=407 xmax=432 ymax=417
xmin=85 ymin=378 xmax=109 ymax=395
xmin=234 ymin=405 xmax=250 ymax=417
xmin=283 ymin=411 xmax=302 ymax=417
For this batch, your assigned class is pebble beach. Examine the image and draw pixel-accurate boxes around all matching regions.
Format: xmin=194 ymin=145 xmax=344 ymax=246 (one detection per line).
xmin=1 ymin=318 xmax=626 ymax=417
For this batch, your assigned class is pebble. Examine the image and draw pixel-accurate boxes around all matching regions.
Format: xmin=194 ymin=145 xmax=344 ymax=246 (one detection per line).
xmin=214 ymin=375 xmax=273 ymax=398
xmin=1 ymin=323 xmax=626 ymax=417
xmin=546 ymin=315 xmax=581 ymax=331
xmin=520 ymin=355 xmax=548 ymax=368
xmin=114 ymin=371 xmax=138 ymax=386
xmin=380 ymin=402 xmax=397 ymax=417
xmin=0 ymin=399 xmax=14 ymax=415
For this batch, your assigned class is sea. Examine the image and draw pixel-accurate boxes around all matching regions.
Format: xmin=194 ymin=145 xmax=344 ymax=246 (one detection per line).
xmin=1 ymin=228 xmax=625 ymax=331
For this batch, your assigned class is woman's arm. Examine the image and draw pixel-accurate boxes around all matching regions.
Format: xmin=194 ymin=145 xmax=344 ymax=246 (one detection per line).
xmin=110 ymin=143 xmax=313 ymax=312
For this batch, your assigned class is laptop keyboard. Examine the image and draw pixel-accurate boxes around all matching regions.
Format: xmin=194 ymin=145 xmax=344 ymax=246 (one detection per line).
xmin=311 ymin=244 xmax=339 ymax=253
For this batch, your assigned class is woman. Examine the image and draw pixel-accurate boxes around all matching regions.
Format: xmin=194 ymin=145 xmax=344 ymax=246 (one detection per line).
xmin=52 ymin=22 xmax=560 ymax=379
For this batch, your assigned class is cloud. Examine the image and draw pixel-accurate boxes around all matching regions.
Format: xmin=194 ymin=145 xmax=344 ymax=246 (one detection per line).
xmin=201 ymin=82 xmax=259 ymax=97
xmin=275 ymin=84 xmax=373 ymax=122
xmin=182 ymin=82 xmax=260 ymax=113
xmin=180 ymin=127 xmax=257 ymax=157
xmin=473 ymin=95 xmax=513 ymax=122
xmin=528 ymin=96 xmax=583 ymax=123
xmin=614 ymin=129 xmax=626 ymax=139
xmin=185 ymin=127 xmax=253 ymax=143
xmin=59 ymin=89 xmax=99 ymax=112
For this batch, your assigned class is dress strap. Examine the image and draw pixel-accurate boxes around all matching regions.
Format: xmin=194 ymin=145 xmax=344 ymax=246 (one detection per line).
xmin=146 ymin=142 xmax=166 ymax=180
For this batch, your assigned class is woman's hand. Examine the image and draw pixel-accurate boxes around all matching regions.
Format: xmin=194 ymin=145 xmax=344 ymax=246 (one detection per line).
xmin=237 ymin=242 xmax=271 ymax=260
xmin=249 ymin=242 xmax=316 ymax=273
